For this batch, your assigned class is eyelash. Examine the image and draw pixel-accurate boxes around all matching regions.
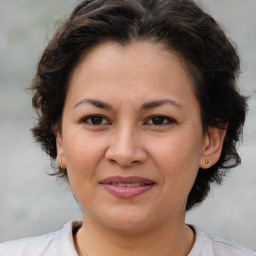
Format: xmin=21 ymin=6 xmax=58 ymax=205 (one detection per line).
xmin=80 ymin=115 xmax=176 ymax=126
xmin=80 ymin=115 xmax=110 ymax=126
xmin=145 ymin=115 xmax=176 ymax=126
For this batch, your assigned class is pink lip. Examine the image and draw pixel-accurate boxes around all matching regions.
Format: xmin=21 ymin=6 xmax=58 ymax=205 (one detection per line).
xmin=100 ymin=176 xmax=156 ymax=199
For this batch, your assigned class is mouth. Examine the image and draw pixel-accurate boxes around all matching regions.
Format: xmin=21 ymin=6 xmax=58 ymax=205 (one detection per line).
xmin=100 ymin=176 xmax=156 ymax=198
xmin=108 ymin=182 xmax=148 ymax=187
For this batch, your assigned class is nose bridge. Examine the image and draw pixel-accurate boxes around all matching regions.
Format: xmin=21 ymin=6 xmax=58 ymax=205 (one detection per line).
xmin=116 ymin=123 xmax=136 ymax=153
xmin=105 ymin=122 xmax=146 ymax=166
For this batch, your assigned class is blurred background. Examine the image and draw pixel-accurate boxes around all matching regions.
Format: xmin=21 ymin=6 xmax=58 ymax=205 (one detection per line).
xmin=0 ymin=0 xmax=255 ymax=250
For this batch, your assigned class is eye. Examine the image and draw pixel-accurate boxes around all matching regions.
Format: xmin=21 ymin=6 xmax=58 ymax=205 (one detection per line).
xmin=146 ymin=115 xmax=175 ymax=126
xmin=81 ymin=115 xmax=109 ymax=125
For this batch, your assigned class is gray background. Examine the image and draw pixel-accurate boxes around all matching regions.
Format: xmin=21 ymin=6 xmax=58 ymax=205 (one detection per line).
xmin=0 ymin=0 xmax=255 ymax=251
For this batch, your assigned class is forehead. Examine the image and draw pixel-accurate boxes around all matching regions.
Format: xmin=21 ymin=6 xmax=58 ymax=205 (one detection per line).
xmin=67 ymin=41 xmax=199 ymax=110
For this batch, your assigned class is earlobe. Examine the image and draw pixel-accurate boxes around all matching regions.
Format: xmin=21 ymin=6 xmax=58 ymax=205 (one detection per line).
xmin=200 ymin=127 xmax=227 ymax=169
xmin=56 ymin=132 xmax=66 ymax=168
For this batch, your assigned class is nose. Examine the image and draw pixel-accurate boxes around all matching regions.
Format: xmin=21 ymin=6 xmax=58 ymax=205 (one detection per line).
xmin=105 ymin=125 xmax=147 ymax=167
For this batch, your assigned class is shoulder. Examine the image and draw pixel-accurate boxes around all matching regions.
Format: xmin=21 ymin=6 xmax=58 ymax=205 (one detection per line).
xmin=189 ymin=226 xmax=256 ymax=256
xmin=0 ymin=231 xmax=57 ymax=256
xmin=208 ymin=233 xmax=256 ymax=256
xmin=0 ymin=221 xmax=82 ymax=256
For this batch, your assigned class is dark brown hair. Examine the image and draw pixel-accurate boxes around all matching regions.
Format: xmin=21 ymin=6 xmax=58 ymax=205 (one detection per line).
xmin=30 ymin=0 xmax=248 ymax=211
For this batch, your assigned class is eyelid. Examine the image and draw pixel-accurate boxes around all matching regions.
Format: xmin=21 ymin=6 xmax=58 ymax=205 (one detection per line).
xmin=145 ymin=115 xmax=176 ymax=125
xmin=79 ymin=114 xmax=175 ymax=126
xmin=79 ymin=114 xmax=111 ymax=125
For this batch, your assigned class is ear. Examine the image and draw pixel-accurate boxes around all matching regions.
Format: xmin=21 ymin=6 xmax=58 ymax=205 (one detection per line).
xmin=56 ymin=132 xmax=67 ymax=169
xmin=200 ymin=127 xmax=227 ymax=169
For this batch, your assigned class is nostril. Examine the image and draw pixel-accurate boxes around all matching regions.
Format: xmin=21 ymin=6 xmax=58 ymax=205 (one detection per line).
xmin=107 ymin=155 xmax=142 ymax=167
xmin=110 ymin=159 xmax=117 ymax=164
xmin=105 ymin=143 xmax=147 ymax=167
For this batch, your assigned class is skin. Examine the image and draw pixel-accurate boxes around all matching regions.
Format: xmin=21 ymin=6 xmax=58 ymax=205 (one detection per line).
xmin=56 ymin=41 xmax=226 ymax=256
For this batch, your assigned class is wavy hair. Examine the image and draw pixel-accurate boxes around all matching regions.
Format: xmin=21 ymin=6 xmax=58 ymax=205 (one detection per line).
xmin=29 ymin=0 xmax=248 ymax=211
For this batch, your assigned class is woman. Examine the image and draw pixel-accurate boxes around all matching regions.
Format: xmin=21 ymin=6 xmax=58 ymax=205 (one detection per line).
xmin=1 ymin=0 xmax=255 ymax=255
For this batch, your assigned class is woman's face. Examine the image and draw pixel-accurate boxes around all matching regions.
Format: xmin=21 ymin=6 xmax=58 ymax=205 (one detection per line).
xmin=57 ymin=41 xmax=210 ymax=232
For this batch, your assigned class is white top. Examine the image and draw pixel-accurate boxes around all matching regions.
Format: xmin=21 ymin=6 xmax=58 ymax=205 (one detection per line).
xmin=0 ymin=221 xmax=255 ymax=256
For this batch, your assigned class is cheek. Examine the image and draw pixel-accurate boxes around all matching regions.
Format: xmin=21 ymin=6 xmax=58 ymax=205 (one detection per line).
xmin=63 ymin=132 xmax=106 ymax=178
xmin=63 ymin=134 xmax=107 ymax=204
xmin=150 ymin=132 xmax=203 ymax=172
xmin=148 ymin=130 xmax=203 ymax=198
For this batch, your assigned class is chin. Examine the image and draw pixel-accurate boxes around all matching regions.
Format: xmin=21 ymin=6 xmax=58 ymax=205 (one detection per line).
xmin=99 ymin=207 xmax=156 ymax=233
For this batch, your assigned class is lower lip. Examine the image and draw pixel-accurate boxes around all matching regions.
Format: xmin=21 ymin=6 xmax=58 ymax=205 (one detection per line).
xmin=101 ymin=184 xmax=155 ymax=198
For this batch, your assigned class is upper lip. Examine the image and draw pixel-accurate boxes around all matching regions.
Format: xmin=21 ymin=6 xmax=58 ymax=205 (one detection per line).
xmin=100 ymin=176 xmax=155 ymax=185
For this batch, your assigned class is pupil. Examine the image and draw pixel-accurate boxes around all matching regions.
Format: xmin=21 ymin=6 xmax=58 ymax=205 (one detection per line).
xmin=91 ymin=117 xmax=102 ymax=125
xmin=152 ymin=117 xmax=164 ymax=124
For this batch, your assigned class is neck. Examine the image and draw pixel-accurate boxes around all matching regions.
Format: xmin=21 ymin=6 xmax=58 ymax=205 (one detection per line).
xmin=75 ymin=214 xmax=194 ymax=256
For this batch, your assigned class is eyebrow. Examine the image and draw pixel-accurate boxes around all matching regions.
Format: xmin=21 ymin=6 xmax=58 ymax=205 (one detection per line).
xmin=141 ymin=99 xmax=183 ymax=110
xmin=73 ymin=98 xmax=182 ymax=110
xmin=73 ymin=98 xmax=113 ymax=110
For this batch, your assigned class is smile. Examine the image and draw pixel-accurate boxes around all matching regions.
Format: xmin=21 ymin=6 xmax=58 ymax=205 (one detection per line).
xmin=100 ymin=176 xmax=156 ymax=198
xmin=111 ymin=183 xmax=146 ymax=187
